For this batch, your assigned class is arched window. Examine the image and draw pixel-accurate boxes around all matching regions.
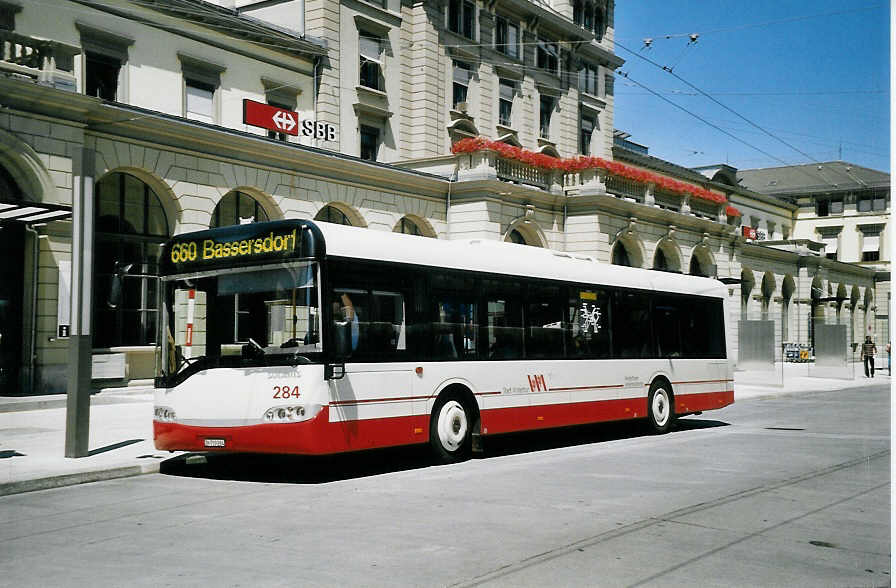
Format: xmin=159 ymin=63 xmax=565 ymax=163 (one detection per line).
xmin=211 ymin=191 xmax=269 ymax=228
xmin=0 ymin=163 xmax=24 ymax=200
xmin=315 ymin=205 xmax=352 ymax=226
xmin=612 ymin=242 xmax=632 ymax=266
xmin=394 ymin=216 xmax=434 ymax=237
xmin=690 ymin=255 xmax=708 ymax=277
xmin=506 ymin=229 xmax=527 ymax=245
xmin=93 ymin=172 xmax=169 ymax=348
xmin=654 ymin=248 xmax=668 ymax=271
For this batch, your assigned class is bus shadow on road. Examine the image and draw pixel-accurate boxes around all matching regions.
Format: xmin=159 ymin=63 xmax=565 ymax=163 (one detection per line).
xmin=158 ymin=417 xmax=730 ymax=484
xmin=481 ymin=416 xmax=730 ymax=458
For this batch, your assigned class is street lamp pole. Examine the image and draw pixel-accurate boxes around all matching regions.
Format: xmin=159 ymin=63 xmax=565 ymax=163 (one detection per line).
xmin=65 ymin=146 xmax=94 ymax=458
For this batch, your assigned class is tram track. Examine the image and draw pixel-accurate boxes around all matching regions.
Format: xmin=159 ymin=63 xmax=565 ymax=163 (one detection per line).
xmin=451 ymin=448 xmax=890 ymax=587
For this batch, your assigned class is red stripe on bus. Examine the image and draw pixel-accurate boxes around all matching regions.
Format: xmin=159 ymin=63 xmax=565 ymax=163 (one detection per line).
xmin=330 ymin=395 xmax=431 ymax=406
xmin=154 ymin=391 xmax=735 ymax=456
xmin=674 ymin=390 xmax=734 ymax=414
xmin=645 ymin=378 xmax=735 ymax=386
xmin=548 ymin=384 xmax=625 ymax=392
xmin=330 ymin=390 xmax=502 ymax=407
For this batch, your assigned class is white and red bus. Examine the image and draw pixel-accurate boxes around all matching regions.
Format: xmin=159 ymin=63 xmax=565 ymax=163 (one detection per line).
xmin=154 ymin=219 xmax=734 ymax=461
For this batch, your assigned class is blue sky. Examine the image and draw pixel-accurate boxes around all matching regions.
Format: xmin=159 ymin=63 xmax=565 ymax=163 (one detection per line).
xmin=612 ymin=1 xmax=890 ymax=172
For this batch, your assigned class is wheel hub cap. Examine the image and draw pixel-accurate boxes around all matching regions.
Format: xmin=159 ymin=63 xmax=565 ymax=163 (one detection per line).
xmin=438 ymin=401 xmax=468 ymax=451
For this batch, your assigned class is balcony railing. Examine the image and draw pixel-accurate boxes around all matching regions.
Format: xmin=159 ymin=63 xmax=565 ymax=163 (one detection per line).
xmin=0 ymin=30 xmax=80 ymax=91
xmin=496 ymin=156 xmax=549 ymax=189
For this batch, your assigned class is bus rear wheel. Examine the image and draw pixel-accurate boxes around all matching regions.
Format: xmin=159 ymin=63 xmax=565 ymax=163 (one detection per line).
xmin=430 ymin=396 xmax=472 ymax=462
xmin=647 ymin=380 xmax=674 ymax=434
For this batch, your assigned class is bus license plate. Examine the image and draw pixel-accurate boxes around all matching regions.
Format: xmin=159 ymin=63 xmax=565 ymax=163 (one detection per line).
xmin=203 ymin=438 xmax=226 ymax=448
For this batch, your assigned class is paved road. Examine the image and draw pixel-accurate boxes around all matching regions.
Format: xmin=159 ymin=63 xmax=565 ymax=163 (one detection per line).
xmin=0 ymin=384 xmax=889 ymax=587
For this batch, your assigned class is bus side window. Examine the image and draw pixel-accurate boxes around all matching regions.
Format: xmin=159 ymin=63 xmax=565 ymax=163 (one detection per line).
xmin=433 ymin=299 xmax=477 ymax=360
xmin=612 ymin=291 xmax=651 ymax=358
xmin=653 ymin=295 xmax=683 ymax=358
xmin=568 ymin=288 xmax=610 ymax=358
xmin=526 ymin=283 xmax=565 ymax=359
xmin=371 ymin=290 xmax=406 ymax=351
xmin=682 ymin=298 xmax=725 ymax=358
xmin=482 ymin=277 xmax=523 ymax=360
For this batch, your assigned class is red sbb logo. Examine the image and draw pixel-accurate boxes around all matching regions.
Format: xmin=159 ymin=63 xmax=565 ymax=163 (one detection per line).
xmin=242 ymin=99 xmax=336 ymax=141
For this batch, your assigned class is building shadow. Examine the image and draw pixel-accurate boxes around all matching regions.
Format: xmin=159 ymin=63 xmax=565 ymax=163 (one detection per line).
xmin=159 ymin=416 xmax=730 ymax=485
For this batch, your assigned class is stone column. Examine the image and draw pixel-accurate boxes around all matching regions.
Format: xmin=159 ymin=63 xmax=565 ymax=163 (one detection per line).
xmin=578 ymin=168 xmax=606 ymax=197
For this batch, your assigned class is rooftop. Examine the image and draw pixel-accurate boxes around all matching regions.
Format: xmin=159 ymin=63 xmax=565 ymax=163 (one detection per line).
xmin=737 ymin=162 xmax=890 ymax=196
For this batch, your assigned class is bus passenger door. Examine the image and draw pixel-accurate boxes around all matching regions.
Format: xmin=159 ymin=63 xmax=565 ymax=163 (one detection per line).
xmin=328 ymin=286 xmax=419 ymax=448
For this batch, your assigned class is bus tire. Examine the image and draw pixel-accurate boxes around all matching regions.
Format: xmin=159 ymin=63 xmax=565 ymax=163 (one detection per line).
xmin=647 ymin=379 xmax=674 ymax=434
xmin=430 ymin=394 xmax=473 ymax=463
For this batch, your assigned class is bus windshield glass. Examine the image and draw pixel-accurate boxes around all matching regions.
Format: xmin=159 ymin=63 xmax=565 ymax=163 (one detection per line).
xmin=161 ymin=262 xmax=321 ymax=378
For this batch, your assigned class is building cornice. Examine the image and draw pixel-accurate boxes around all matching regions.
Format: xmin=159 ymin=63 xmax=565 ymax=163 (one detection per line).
xmin=614 ymin=145 xmax=798 ymax=213
xmin=71 ymin=0 xmax=327 ymax=62
xmin=0 ymin=78 xmax=448 ymax=201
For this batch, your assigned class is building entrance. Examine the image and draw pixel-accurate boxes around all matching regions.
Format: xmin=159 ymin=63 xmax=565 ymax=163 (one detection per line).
xmin=0 ymin=222 xmax=25 ymax=394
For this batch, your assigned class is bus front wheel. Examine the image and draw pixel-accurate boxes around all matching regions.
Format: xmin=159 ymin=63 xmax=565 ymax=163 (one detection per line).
xmin=430 ymin=395 xmax=472 ymax=462
xmin=647 ymin=380 xmax=674 ymax=434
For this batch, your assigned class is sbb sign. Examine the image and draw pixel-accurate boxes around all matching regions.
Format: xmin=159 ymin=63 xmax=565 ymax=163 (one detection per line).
xmin=242 ymin=99 xmax=336 ymax=141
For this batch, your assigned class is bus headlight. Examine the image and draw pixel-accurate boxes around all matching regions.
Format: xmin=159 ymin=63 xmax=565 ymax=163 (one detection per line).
xmin=154 ymin=406 xmax=177 ymax=422
xmin=263 ymin=405 xmax=306 ymax=422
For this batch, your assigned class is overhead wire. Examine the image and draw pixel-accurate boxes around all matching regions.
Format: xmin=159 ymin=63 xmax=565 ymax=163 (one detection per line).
xmin=617 ymin=41 xmax=825 ymax=165
xmin=616 ymin=4 xmax=883 ymax=42
xmin=613 ymin=70 xmax=795 ymax=167
xmin=26 ymin=0 xmax=888 ymax=172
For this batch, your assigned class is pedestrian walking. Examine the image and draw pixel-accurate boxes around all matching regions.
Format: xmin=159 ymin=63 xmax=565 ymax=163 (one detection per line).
xmin=862 ymin=336 xmax=877 ymax=378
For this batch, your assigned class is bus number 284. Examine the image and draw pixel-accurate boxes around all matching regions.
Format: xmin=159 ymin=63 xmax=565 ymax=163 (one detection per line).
xmin=273 ymin=385 xmax=301 ymax=399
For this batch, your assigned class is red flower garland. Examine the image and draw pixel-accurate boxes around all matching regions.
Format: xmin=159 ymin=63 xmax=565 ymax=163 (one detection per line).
xmin=452 ymin=137 xmax=727 ymax=205
xmin=725 ymin=205 xmax=742 ymax=217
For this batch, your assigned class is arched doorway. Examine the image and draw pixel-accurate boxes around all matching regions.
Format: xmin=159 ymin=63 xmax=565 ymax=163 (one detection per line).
xmin=781 ymin=275 xmax=795 ymax=341
xmin=0 ymin=164 xmax=26 ymax=393
xmin=810 ymin=275 xmax=825 ymax=350
xmin=611 ymin=241 xmax=632 ymax=266
xmin=93 ymin=171 xmax=170 ymax=348
xmin=611 ymin=237 xmax=643 ymax=268
xmin=652 ymin=240 xmax=681 ymax=273
xmin=503 ymin=220 xmax=545 ymax=247
xmin=689 ymin=246 xmax=715 ymax=278
xmin=740 ymin=268 xmax=755 ymax=319
xmin=760 ymin=272 xmax=775 ymax=320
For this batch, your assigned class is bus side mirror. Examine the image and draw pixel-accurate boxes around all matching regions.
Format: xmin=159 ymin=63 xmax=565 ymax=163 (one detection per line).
xmin=325 ymin=363 xmax=345 ymax=380
xmin=332 ymin=320 xmax=352 ymax=357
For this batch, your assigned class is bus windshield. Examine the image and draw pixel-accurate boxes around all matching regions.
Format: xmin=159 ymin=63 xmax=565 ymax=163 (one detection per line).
xmin=160 ymin=262 xmax=321 ymax=379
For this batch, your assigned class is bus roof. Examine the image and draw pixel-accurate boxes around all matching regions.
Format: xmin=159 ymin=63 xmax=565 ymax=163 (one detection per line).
xmin=161 ymin=219 xmax=726 ymax=298
xmin=315 ymin=221 xmax=727 ymax=299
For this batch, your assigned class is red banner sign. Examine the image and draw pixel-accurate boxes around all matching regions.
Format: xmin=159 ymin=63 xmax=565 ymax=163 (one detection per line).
xmin=742 ymin=226 xmax=757 ymax=240
xmin=243 ymin=99 xmax=299 ymax=136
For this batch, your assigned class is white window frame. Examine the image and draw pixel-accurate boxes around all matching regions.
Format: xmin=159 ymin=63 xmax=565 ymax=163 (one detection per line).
xmin=178 ymin=53 xmax=225 ymax=125
xmin=76 ymin=22 xmax=134 ymax=102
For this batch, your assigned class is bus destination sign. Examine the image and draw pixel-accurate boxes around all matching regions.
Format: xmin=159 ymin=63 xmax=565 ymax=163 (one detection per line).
xmin=161 ymin=220 xmax=325 ymax=274
xmin=169 ymin=228 xmax=299 ymax=266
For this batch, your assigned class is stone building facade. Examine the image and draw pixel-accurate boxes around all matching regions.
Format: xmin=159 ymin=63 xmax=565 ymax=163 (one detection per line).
xmin=0 ymin=0 xmax=886 ymax=395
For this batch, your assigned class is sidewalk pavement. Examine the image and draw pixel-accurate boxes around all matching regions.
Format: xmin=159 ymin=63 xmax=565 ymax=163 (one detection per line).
xmin=0 ymin=364 xmax=890 ymax=497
